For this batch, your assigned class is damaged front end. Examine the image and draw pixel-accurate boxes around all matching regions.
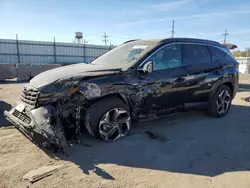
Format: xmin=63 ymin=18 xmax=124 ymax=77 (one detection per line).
xmin=4 ymin=84 xmax=86 ymax=155
xmin=4 ymin=62 xmax=129 ymax=155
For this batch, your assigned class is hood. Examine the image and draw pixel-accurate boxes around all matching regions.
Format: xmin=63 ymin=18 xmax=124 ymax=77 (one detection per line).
xmin=29 ymin=63 xmax=125 ymax=89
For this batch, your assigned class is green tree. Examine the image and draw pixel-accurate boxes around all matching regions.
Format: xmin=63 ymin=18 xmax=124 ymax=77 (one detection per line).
xmin=232 ymin=49 xmax=249 ymax=57
xmin=246 ymin=48 xmax=250 ymax=56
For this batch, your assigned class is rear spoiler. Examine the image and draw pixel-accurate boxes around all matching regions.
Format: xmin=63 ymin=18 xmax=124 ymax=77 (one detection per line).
xmin=222 ymin=43 xmax=237 ymax=50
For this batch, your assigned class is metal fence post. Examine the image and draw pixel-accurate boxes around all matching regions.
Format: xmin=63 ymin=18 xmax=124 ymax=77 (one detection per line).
xmin=54 ymin=37 xmax=56 ymax=64
xmin=83 ymin=42 xmax=86 ymax=63
xmin=16 ymin=34 xmax=20 ymax=64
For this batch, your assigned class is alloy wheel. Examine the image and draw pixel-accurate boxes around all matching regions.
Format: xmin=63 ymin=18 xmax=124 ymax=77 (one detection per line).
xmin=216 ymin=89 xmax=231 ymax=114
xmin=99 ymin=108 xmax=131 ymax=141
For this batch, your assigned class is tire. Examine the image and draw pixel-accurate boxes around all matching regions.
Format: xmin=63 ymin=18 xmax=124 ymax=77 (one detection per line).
xmin=208 ymin=85 xmax=232 ymax=118
xmin=84 ymin=97 xmax=131 ymax=141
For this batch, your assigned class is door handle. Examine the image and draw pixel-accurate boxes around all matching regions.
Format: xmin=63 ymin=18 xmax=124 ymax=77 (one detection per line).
xmin=174 ymin=77 xmax=185 ymax=83
xmin=213 ymin=70 xmax=221 ymax=75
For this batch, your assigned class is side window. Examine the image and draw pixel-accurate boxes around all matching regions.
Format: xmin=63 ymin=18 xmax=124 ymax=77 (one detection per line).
xmin=208 ymin=46 xmax=227 ymax=61
xmin=183 ymin=44 xmax=211 ymax=65
xmin=208 ymin=46 xmax=236 ymax=65
xmin=148 ymin=44 xmax=182 ymax=71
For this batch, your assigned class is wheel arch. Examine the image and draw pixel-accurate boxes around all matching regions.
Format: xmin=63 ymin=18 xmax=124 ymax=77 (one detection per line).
xmin=223 ymin=82 xmax=234 ymax=94
xmin=210 ymin=80 xmax=234 ymax=100
xmin=83 ymin=93 xmax=132 ymax=140
xmin=89 ymin=93 xmax=132 ymax=111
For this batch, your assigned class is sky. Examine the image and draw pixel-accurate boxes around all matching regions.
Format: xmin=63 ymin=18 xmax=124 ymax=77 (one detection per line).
xmin=1 ymin=0 xmax=250 ymax=49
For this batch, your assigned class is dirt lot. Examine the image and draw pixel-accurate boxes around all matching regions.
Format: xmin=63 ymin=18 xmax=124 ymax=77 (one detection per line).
xmin=0 ymin=75 xmax=250 ymax=188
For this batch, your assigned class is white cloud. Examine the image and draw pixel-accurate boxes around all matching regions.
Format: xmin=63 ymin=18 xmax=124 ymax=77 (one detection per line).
xmin=150 ymin=0 xmax=193 ymax=11
xmin=118 ymin=10 xmax=250 ymax=27
xmin=118 ymin=12 xmax=220 ymax=27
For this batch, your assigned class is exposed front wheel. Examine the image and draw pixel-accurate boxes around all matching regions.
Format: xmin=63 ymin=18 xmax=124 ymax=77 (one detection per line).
xmin=208 ymin=85 xmax=232 ymax=117
xmin=84 ymin=97 xmax=131 ymax=141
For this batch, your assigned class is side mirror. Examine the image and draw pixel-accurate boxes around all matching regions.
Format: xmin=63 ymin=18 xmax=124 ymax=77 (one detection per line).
xmin=143 ymin=61 xmax=153 ymax=73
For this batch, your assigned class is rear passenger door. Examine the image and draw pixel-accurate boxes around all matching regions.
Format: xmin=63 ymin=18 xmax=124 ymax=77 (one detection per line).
xmin=182 ymin=44 xmax=221 ymax=102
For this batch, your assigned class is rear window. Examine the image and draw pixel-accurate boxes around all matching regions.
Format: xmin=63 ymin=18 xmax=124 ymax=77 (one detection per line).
xmin=182 ymin=44 xmax=211 ymax=65
xmin=208 ymin=46 xmax=227 ymax=61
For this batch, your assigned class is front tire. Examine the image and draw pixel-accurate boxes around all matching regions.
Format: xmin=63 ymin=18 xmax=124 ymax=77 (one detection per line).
xmin=208 ymin=85 xmax=232 ymax=118
xmin=84 ymin=97 xmax=131 ymax=141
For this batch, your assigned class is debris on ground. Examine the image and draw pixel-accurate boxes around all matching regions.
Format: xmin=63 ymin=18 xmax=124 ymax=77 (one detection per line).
xmin=143 ymin=131 xmax=171 ymax=142
xmin=242 ymin=97 xmax=250 ymax=102
xmin=128 ymin=131 xmax=170 ymax=143
xmin=223 ymin=156 xmax=234 ymax=160
xmin=23 ymin=164 xmax=65 ymax=183
xmin=81 ymin=143 xmax=92 ymax=147
xmin=143 ymin=131 xmax=159 ymax=139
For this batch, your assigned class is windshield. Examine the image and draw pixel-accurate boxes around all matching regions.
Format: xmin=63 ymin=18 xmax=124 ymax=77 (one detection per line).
xmin=91 ymin=40 xmax=158 ymax=66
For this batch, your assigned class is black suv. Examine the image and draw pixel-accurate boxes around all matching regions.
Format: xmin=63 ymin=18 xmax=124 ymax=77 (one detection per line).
xmin=4 ymin=38 xmax=239 ymax=154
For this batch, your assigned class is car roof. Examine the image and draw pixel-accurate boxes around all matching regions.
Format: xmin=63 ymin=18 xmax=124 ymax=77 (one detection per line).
xmin=160 ymin=37 xmax=222 ymax=47
xmin=124 ymin=38 xmax=222 ymax=47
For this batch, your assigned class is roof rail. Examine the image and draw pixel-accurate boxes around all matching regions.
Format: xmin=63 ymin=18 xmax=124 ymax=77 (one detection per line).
xmin=159 ymin=38 xmax=221 ymax=46
xmin=123 ymin=39 xmax=139 ymax=44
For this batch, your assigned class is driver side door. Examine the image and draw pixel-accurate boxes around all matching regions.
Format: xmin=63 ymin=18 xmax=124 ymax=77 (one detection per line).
xmin=139 ymin=43 xmax=190 ymax=111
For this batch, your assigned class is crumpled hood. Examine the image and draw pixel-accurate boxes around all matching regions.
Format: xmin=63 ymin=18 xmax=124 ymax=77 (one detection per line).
xmin=29 ymin=63 xmax=124 ymax=89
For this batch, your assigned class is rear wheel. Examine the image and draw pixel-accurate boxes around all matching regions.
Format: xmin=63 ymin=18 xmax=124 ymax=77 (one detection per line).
xmin=84 ymin=97 xmax=131 ymax=141
xmin=208 ymin=85 xmax=232 ymax=117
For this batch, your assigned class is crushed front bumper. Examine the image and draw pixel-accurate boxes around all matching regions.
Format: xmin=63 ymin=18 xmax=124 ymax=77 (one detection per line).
xmin=4 ymin=104 xmax=68 ymax=155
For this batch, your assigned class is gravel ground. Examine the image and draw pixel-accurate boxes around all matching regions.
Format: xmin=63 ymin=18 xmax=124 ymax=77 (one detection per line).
xmin=0 ymin=75 xmax=250 ymax=188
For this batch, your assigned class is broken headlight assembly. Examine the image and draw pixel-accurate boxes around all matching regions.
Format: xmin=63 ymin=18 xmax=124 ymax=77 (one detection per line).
xmin=37 ymin=92 xmax=54 ymax=106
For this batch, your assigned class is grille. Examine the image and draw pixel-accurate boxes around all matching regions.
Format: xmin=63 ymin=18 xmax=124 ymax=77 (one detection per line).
xmin=20 ymin=86 xmax=39 ymax=107
xmin=12 ymin=109 xmax=32 ymax=124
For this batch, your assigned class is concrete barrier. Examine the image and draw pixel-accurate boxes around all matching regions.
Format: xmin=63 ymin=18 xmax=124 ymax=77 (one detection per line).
xmin=30 ymin=64 xmax=62 ymax=78
xmin=239 ymin=64 xmax=250 ymax=74
xmin=17 ymin=64 xmax=30 ymax=81
xmin=0 ymin=64 xmax=16 ymax=80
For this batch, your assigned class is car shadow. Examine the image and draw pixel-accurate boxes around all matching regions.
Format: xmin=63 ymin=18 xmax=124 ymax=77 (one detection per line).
xmin=52 ymin=103 xmax=250 ymax=180
xmin=0 ymin=101 xmax=12 ymax=127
